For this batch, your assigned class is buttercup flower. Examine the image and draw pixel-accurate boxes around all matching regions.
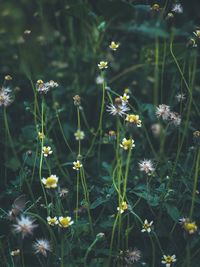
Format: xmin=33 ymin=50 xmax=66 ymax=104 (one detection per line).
xmin=10 ymin=249 xmax=20 ymax=256
xmin=139 ymin=159 xmax=155 ymax=174
xmin=47 ymin=216 xmax=58 ymax=226
xmin=33 ymin=239 xmax=51 ymax=257
xmin=120 ymin=138 xmax=135 ymax=150
xmin=42 ymin=146 xmax=53 ymax=157
xmin=42 ymin=175 xmax=59 ymax=189
xmin=109 ymin=41 xmax=120 ymax=51
xmin=58 ymin=216 xmax=74 ymax=228
xmin=156 ymin=104 xmax=170 ymax=120
xmin=126 ymin=114 xmax=142 ymax=127
xmin=13 ymin=215 xmax=38 ymax=238
xmin=161 ymin=254 xmax=177 ymax=267
xmin=180 ymin=218 xmax=198 ymax=234
xmin=120 ymin=93 xmax=130 ymax=103
xmin=73 ymin=160 xmax=82 ymax=170
xmin=98 ymin=61 xmax=108 ymax=70
xmin=141 ymin=219 xmax=153 ymax=233
xmin=74 ymin=130 xmax=85 ymax=140
xmin=117 ymin=201 xmax=128 ymax=214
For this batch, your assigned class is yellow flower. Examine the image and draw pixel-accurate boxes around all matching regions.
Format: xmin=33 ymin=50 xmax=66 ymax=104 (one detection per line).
xmin=117 ymin=201 xmax=128 ymax=214
xmin=36 ymin=79 xmax=44 ymax=85
xmin=42 ymin=175 xmax=59 ymax=189
xmin=183 ymin=221 xmax=197 ymax=234
xmin=42 ymin=146 xmax=53 ymax=157
xmin=151 ymin=4 xmax=160 ymax=11
xmin=125 ymin=114 xmax=142 ymax=127
xmin=38 ymin=131 xmax=45 ymax=139
xmin=120 ymin=93 xmax=129 ymax=103
xmin=73 ymin=160 xmax=82 ymax=171
xmin=47 ymin=216 xmax=58 ymax=226
xmin=120 ymin=138 xmax=135 ymax=150
xmin=5 ymin=75 xmax=12 ymax=81
xmin=98 ymin=61 xmax=108 ymax=70
xmin=109 ymin=41 xmax=120 ymax=51
xmin=58 ymin=216 xmax=74 ymax=228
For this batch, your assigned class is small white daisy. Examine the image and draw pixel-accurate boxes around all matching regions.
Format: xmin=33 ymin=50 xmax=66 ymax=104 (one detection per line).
xmin=141 ymin=219 xmax=153 ymax=233
xmin=161 ymin=254 xmax=177 ymax=267
xmin=74 ymin=130 xmax=85 ymax=140
xmin=42 ymin=146 xmax=53 ymax=157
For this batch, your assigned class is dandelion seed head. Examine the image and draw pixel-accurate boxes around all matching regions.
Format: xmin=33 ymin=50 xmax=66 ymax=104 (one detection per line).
xmin=139 ymin=159 xmax=155 ymax=174
xmin=156 ymin=104 xmax=170 ymax=120
xmin=13 ymin=215 xmax=37 ymax=238
xmin=33 ymin=239 xmax=51 ymax=257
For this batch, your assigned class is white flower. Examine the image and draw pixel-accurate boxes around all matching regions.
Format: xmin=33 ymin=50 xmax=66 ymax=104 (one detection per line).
xmin=36 ymin=80 xmax=58 ymax=94
xmin=169 ymin=112 xmax=181 ymax=126
xmin=0 ymin=87 xmax=13 ymax=107
xmin=120 ymin=93 xmax=129 ymax=103
xmin=73 ymin=160 xmax=82 ymax=170
xmin=175 ymin=93 xmax=186 ymax=102
xmin=13 ymin=215 xmax=38 ymax=238
xmin=107 ymin=103 xmax=130 ymax=117
xmin=139 ymin=159 xmax=155 ymax=174
xmin=42 ymin=175 xmax=59 ymax=188
xmin=58 ymin=216 xmax=74 ymax=228
xmin=109 ymin=41 xmax=120 ymax=51
xmin=98 ymin=61 xmax=108 ymax=70
xmin=42 ymin=146 xmax=53 ymax=157
xmin=117 ymin=201 xmax=128 ymax=214
xmin=172 ymin=3 xmax=183 ymax=13
xmin=156 ymin=104 xmax=170 ymax=120
xmin=141 ymin=219 xmax=153 ymax=233
xmin=161 ymin=254 xmax=177 ymax=267
xmin=74 ymin=130 xmax=85 ymax=140
xmin=33 ymin=239 xmax=51 ymax=257
xmin=47 ymin=216 xmax=58 ymax=226
xmin=120 ymin=138 xmax=135 ymax=150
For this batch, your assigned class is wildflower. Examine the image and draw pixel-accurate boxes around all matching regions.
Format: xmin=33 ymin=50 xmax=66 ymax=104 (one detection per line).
xmin=108 ymin=130 xmax=117 ymax=141
xmin=47 ymin=216 xmax=58 ymax=226
xmin=169 ymin=112 xmax=181 ymax=126
xmin=156 ymin=104 xmax=170 ymax=120
xmin=73 ymin=95 xmax=81 ymax=106
xmin=109 ymin=41 xmax=120 ymax=51
xmin=42 ymin=146 xmax=53 ymax=157
xmin=193 ymin=30 xmax=200 ymax=38
xmin=59 ymin=188 xmax=69 ymax=198
xmin=98 ymin=61 xmax=108 ymax=70
xmin=58 ymin=216 xmax=74 ymax=228
xmin=10 ymin=249 xmax=20 ymax=256
xmin=139 ymin=159 xmax=155 ymax=174
xmin=124 ymin=88 xmax=130 ymax=94
xmin=0 ymin=87 xmax=13 ymax=107
xmin=172 ymin=3 xmax=183 ymax=13
xmin=120 ymin=93 xmax=130 ymax=103
xmin=141 ymin=219 xmax=153 ymax=233
xmin=117 ymin=201 xmax=128 ymax=214
xmin=42 ymin=175 xmax=59 ymax=189
xmin=120 ymin=138 xmax=135 ymax=150
xmin=161 ymin=254 xmax=177 ymax=267
xmin=180 ymin=218 xmax=198 ymax=234
xmin=73 ymin=160 xmax=82 ymax=170
xmin=166 ymin=12 xmax=174 ymax=19
xmin=74 ymin=130 xmax=85 ymax=140
xmin=96 ymin=232 xmax=105 ymax=240
xmin=96 ymin=75 xmax=104 ymax=85
xmin=5 ymin=75 xmax=12 ymax=80
xmin=151 ymin=4 xmax=160 ymax=11
xmin=107 ymin=97 xmax=130 ymax=117
xmin=36 ymin=80 xmax=58 ymax=94
xmin=13 ymin=215 xmax=38 ymax=238
xmin=124 ymin=248 xmax=141 ymax=265
xmin=38 ymin=131 xmax=45 ymax=139
xmin=175 ymin=93 xmax=186 ymax=102
xmin=33 ymin=239 xmax=51 ymax=257
xmin=125 ymin=114 xmax=142 ymax=127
